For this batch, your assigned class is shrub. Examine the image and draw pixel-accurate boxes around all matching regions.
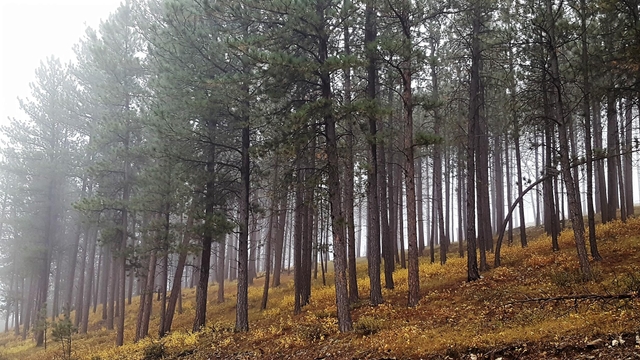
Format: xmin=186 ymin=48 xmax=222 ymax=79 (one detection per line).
xmin=142 ymin=341 xmax=166 ymax=360
xmin=51 ymin=313 xmax=77 ymax=360
xmin=613 ymin=268 xmax=640 ymax=293
xmin=298 ymin=323 xmax=327 ymax=341
xmin=354 ymin=316 xmax=384 ymax=336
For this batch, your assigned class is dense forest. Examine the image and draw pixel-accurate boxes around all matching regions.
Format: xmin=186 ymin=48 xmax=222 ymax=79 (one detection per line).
xmin=0 ymin=0 xmax=639 ymax=353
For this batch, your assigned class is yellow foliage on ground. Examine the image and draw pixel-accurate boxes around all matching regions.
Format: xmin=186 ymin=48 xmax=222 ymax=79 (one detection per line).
xmin=1 ymin=218 xmax=639 ymax=359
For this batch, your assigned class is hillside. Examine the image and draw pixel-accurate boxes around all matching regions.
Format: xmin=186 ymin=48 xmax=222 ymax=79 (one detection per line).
xmin=1 ymin=219 xmax=640 ymax=360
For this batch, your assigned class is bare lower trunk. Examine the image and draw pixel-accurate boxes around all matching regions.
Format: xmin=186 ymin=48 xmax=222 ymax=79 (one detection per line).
xmin=546 ymin=0 xmax=592 ymax=280
xmin=365 ymin=0 xmax=382 ymax=307
xmin=163 ymin=211 xmax=194 ymax=333
xmin=80 ymin=225 xmax=98 ymax=334
xmin=217 ymin=239 xmax=226 ymax=304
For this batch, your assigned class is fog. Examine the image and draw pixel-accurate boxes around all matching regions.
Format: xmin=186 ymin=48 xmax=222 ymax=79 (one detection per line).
xmin=1 ymin=0 xmax=122 ymax=129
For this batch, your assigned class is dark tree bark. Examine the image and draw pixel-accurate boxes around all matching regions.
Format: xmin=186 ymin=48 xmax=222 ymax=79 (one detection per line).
xmin=66 ymin=222 xmax=83 ymax=320
xmin=495 ymin=175 xmax=550 ymax=266
xmin=248 ymin=216 xmax=258 ymax=285
xmin=80 ymin=225 xmax=98 ymax=334
xmin=624 ymin=99 xmax=634 ymax=216
xmin=272 ymin=197 xmax=286 ymax=288
xmin=302 ymin=136 xmax=315 ymax=305
xmin=470 ymin=4 xmax=490 ymax=273
xmin=293 ymin=154 xmax=304 ymax=315
xmin=505 ymin=139 xmax=514 ymax=246
xmin=579 ymin=0 xmax=601 ymax=260
xmin=416 ymin=157 xmax=425 ymax=257
xmin=158 ymin=207 xmax=170 ymax=338
xmin=317 ymin=0 xmax=352 ymax=331
xmin=430 ymin=49 xmax=448 ymax=265
xmin=543 ymin=125 xmax=560 ymax=252
xmin=235 ymin=109 xmax=250 ymax=332
xmin=388 ymin=0 xmax=421 ymax=307
xmin=593 ymin=100 xmax=608 ymax=220
xmin=52 ymin=245 xmax=63 ymax=320
xmin=546 ymin=0 xmax=592 ymax=280
xmin=388 ymin=139 xmax=399 ymax=267
xmin=139 ymin=247 xmax=157 ymax=341
xmin=163 ymin=211 xmax=194 ymax=334
xmin=22 ymin=277 xmax=35 ymax=340
xmin=606 ymin=92 xmax=619 ymax=221
xmin=466 ymin=7 xmax=481 ymax=282
xmin=514 ymin=132 xmax=528 ymax=248
xmin=217 ymin=238 xmax=226 ymax=304
xmin=365 ymin=0 xmax=383 ymax=307
xmin=343 ymin=18 xmax=359 ymax=303
xmin=94 ymin=248 xmax=102 ymax=314
xmin=458 ymin=146 xmax=465 ymax=258
xmin=261 ymin=204 xmax=274 ymax=311
xmin=397 ymin=160 xmax=406 ymax=269
xmin=194 ymin=130 xmax=217 ymax=331
xmin=34 ymin=179 xmax=58 ymax=346
xmin=494 ymin=134 xmax=504 ymax=241
xmin=379 ymin=136 xmax=394 ymax=289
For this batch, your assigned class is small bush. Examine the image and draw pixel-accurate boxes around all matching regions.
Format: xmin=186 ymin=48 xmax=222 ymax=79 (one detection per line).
xmin=354 ymin=316 xmax=384 ymax=336
xmin=551 ymin=269 xmax=580 ymax=288
xmin=613 ymin=268 xmax=640 ymax=293
xmin=51 ymin=313 xmax=77 ymax=360
xmin=298 ymin=323 xmax=330 ymax=341
xmin=142 ymin=341 xmax=166 ymax=360
xmin=551 ymin=266 xmax=601 ymax=288
xmin=315 ymin=310 xmax=336 ymax=319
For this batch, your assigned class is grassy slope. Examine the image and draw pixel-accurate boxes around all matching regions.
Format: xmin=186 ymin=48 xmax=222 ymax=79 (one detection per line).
xmin=1 ymin=218 xmax=640 ymax=359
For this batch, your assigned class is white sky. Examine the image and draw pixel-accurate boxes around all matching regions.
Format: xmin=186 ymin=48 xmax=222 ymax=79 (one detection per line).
xmin=0 ymin=0 xmax=122 ymax=128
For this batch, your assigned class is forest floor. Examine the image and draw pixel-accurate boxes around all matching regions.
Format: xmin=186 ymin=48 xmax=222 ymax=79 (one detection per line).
xmin=1 ymin=219 xmax=640 ymax=360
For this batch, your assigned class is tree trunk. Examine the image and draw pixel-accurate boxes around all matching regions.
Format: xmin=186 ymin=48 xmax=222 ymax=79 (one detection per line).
xmin=400 ymin=42 xmax=420 ymax=308
xmin=139 ymin=248 xmax=157 ymax=340
xmin=514 ymin=133 xmax=528 ymax=248
xmin=494 ymin=134 xmax=504 ymax=240
xmin=22 ymin=277 xmax=35 ymax=340
xmin=301 ymin=135 xmax=315 ymax=306
xmin=34 ymin=179 xmax=57 ymax=347
xmin=66 ymin=222 xmax=84 ymax=320
xmin=80 ymin=225 xmax=98 ymax=334
xmin=365 ymin=0 xmax=383 ymax=307
xmin=467 ymin=8 xmax=481 ymax=282
xmin=593 ymin=100 xmax=607 ymax=220
xmin=624 ymin=98 xmax=634 ymax=216
xmin=397 ymin=160 xmax=406 ymax=269
xmin=261 ymin=208 xmax=274 ymax=311
xmin=546 ymin=0 xmax=592 ymax=280
xmin=431 ymin=51 xmax=448 ymax=265
xmin=416 ymin=158 xmax=425 ymax=257
xmin=272 ymin=191 xmax=287 ymax=287
xmin=217 ymin=238 xmax=226 ymax=304
xmin=607 ymin=92 xmax=619 ymax=221
xmin=579 ymin=0 xmax=601 ymax=260
xmin=317 ymin=0 xmax=352 ymax=331
xmin=248 ymin=216 xmax=258 ymax=285
xmin=52 ymin=248 xmax=63 ymax=321
xmin=458 ymin=146 xmax=465 ymax=257
xmin=235 ymin=110 xmax=250 ymax=332
xmin=379 ymin=137 xmax=394 ymax=289
xmin=505 ymin=139 xmax=514 ymax=247
xmin=293 ymin=155 xmax=304 ymax=314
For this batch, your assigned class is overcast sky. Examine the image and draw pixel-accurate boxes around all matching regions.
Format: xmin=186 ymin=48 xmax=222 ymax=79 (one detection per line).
xmin=1 ymin=0 xmax=122 ymax=130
